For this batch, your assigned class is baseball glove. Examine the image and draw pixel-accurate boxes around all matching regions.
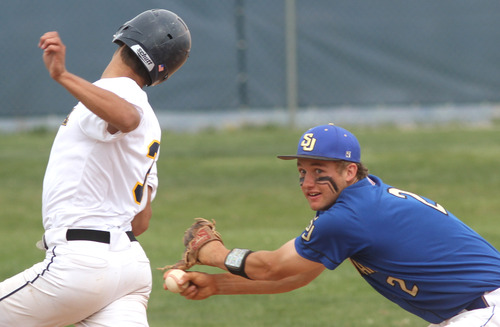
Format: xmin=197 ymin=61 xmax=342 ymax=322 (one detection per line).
xmin=160 ymin=218 xmax=223 ymax=271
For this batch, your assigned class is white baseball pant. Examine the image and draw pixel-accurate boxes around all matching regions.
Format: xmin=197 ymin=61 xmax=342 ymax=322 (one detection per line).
xmin=0 ymin=228 xmax=152 ymax=327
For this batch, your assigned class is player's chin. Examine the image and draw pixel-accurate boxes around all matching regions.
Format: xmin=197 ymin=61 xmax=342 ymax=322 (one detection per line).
xmin=306 ymin=196 xmax=323 ymax=210
xmin=308 ymin=199 xmax=335 ymax=211
xmin=308 ymin=202 xmax=324 ymax=211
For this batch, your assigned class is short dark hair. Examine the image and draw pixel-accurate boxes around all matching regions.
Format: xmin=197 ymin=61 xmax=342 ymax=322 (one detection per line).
xmin=115 ymin=41 xmax=151 ymax=85
xmin=337 ymin=160 xmax=369 ymax=180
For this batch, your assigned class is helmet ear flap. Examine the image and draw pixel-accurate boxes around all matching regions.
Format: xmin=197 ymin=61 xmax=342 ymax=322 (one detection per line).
xmin=113 ymin=9 xmax=191 ymax=86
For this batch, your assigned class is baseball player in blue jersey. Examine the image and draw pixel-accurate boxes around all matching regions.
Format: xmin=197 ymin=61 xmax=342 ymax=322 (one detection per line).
xmin=167 ymin=123 xmax=500 ymax=326
xmin=0 ymin=9 xmax=190 ymax=327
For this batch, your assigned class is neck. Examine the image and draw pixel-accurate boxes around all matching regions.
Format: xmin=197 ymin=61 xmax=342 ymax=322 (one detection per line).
xmin=101 ymin=49 xmax=146 ymax=88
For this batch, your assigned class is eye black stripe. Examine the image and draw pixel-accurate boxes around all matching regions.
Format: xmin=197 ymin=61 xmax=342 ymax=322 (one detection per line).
xmin=317 ymin=176 xmax=339 ymax=192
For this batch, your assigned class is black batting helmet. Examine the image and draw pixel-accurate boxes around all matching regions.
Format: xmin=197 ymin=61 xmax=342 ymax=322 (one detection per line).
xmin=113 ymin=9 xmax=191 ymax=86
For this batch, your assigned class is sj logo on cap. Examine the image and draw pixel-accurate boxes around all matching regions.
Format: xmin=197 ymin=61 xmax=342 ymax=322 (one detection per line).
xmin=300 ymin=133 xmax=316 ymax=151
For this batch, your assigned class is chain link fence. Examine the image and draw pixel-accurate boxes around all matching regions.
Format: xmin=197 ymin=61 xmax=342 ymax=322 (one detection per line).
xmin=1 ymin=0 xmax=500 ymax=130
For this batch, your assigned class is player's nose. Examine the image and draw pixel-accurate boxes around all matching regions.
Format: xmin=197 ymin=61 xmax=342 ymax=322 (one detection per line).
xmin=300 ymin=174 xmax=316 ymax=188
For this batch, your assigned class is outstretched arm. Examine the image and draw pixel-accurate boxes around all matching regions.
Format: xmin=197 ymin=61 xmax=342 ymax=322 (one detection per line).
xmin=199 ymin=239 xmax=324 ymax=281
xmin=175 ymin=265 xmax=325 ymax=300
xmin=39 ymin=31 xmax=140 ymax=133
xmin=163 ymin=219 xmax=326 ymax=298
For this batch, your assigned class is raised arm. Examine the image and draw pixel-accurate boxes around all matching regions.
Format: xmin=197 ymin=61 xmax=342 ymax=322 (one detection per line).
xmin=39 ymin=31 xmax=140 ymax=133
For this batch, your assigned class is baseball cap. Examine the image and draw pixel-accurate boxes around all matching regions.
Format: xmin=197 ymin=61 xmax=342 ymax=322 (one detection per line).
xmin=277 ymin=123 xmax=361 ymax=163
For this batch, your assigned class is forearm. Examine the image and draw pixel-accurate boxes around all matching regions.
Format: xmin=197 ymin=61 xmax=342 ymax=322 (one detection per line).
xmin=55 ymin=71 xmax=140 ymax=132
xmin=200 ymin=239 xmax=321 ymax=281
xmin=213 ymin=270 xmax=322 ymax=295
xmin=179 ymin=266 xmax=325 ymax=300
xmin=244 ymin=250 xmax=285 ymax=280
xmin=202 ymin=249 xmax=286 ymax=280
xmin=39 ymin=31 xmax=140 ymax=133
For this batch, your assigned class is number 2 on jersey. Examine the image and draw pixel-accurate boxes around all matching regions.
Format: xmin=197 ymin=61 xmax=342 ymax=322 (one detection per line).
xmin=387 ymin=277 xmax=419 ymax=297
xmin=388 ymin=187 xmax=448 ymax=215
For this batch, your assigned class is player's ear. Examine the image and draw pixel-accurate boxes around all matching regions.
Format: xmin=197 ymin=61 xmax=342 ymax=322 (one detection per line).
xmin=345 ymin=162 xmax=358 ymax=182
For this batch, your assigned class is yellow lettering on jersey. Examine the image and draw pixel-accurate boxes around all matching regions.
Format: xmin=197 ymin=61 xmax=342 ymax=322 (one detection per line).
xmin=301 ymin=215 xmax=319 ymax=241
xmin=147 ymin=140 xmax=161 ymax=159
xmin=300 ymin=133 xmax=316 ymax=151
xmin=388 ymin=187 xmax=448 ymax=215
xmin=387 ymin=277 xmax=419 ymax=297
xmin=133 ymin=182 xmax=144 ymax=205
xmin=132 ymin=140 xmax=161 ymax=205
xmin=62 ymin=108 xmax=76 ymax=126
xmin=350 ymin=258 xmax=375 ymax=276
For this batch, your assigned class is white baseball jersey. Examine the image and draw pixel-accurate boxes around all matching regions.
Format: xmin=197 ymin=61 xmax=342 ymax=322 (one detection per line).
xmin=42 ymin=77 xmax=161 ymax=231
xmin=0 ymin=77 xmax=158 ymax=326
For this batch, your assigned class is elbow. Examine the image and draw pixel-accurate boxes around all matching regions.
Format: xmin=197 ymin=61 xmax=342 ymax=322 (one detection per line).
xmin=132 ymin=218 xmax=150 ymax=236
xmin=119 ymin=115 xmax=140 ymax=133
xmin=116 ymin=106 xmax=141 ymax=133
xmin=132 ymin=208 xmax=152 ymax=236
xmin=246 ymin=252 xmax=291 ymax=281
xmin=258 ymin=261 xmax=286 ymax=281
xmin=133 ymin=222 xmax=149 ymax=236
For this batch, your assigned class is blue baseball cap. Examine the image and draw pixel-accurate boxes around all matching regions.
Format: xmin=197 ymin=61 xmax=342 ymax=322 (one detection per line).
xmin=277 ymin=124 xmax=361 ymax=163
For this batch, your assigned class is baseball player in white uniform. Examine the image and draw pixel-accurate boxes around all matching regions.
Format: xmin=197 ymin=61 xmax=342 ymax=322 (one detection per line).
xmin=0 ymin=9 xmax=191 ymax=327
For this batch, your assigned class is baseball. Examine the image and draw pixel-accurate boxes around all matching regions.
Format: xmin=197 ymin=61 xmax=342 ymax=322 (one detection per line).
xmin=164 ymin=269 xmax=189 ymax=293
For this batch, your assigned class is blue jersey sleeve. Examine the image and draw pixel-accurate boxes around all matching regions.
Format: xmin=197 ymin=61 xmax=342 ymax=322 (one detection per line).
xmin=295 ymin=204 xmax=369 ymax=270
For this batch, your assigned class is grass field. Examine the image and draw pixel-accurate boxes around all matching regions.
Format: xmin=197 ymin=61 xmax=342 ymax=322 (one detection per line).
xmin=1 ymin=123 xmax=500 ymax=326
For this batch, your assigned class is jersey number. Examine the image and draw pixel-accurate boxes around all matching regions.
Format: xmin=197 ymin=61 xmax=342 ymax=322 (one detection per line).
xmin=384 ymin=187 xmax=447 ymax=297
xmin=387 ymin=187 xmax=448 ymax=215
xmin=133 ymin=140 xmax=160 ymax=204
xmin=387 ymin=277 xmax=419 ymax=297
xmin=351 ymin=259 xmax=420 ymax=297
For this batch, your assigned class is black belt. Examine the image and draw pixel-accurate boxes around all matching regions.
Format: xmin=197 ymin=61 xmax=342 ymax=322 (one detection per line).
xmin=66 ymin=229 xmax=137 ymax=243
xmin=465 ymin=295 xmax=489 ymax=311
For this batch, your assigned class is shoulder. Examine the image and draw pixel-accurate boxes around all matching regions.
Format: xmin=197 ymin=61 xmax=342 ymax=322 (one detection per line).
xmin=94 ymin=77 xmax=144 ymax=96
xmin=95 ymin=77 xmax=152 ymax=117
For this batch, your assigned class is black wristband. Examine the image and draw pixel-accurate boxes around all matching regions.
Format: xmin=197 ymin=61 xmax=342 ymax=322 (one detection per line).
xmin=224 ymin=248 xmax=254 ymax=279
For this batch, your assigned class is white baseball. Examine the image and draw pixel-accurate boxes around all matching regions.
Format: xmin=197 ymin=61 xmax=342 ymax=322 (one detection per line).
xmin=164 ymin=269 xmax=189 ymax=293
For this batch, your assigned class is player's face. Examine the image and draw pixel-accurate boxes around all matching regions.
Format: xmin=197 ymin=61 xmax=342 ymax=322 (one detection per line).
xmin=297 ymin=159 xmax=351 ymax=211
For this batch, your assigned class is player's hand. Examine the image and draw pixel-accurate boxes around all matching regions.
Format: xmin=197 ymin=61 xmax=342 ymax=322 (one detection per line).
xmin=165 ymin=271 xmax=217 ymax=300
xmin=39 ymin=31 xmax=68 ymax=81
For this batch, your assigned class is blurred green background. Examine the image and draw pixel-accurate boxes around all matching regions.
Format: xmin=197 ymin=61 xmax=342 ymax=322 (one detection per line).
xmin=1 ymin=124 xmax=499 ymax=326
xmin=3 ymin=1 xmax=500 ymax=325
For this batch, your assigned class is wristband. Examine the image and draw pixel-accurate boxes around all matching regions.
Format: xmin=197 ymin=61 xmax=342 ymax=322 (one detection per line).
xmin=224 ymin=248 xmax=253 ymax=279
